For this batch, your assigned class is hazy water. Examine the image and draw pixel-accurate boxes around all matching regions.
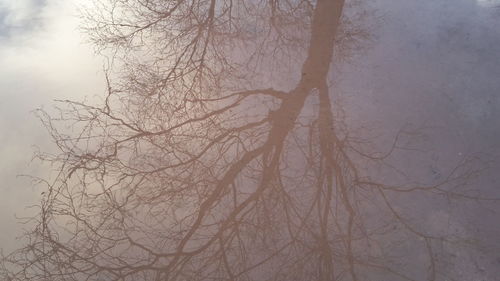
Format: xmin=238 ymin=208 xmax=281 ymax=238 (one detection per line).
xmin=0 ymin=0 xmax=499 ymax=279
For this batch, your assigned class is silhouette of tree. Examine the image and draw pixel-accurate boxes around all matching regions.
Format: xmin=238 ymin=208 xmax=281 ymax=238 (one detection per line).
xmin=0 ymin=0 xmax=488 ymax=280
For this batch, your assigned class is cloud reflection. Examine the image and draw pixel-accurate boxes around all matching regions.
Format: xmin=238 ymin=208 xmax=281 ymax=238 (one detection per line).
xmin=0 ymin=0 xmax=103 ymax=253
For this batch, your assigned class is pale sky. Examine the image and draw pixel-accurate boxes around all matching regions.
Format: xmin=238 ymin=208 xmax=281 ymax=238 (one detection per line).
xmin=0 ymin=0 xmax=104 ymax=253
xmin=0 ymin=0 xmax=499 ymax=278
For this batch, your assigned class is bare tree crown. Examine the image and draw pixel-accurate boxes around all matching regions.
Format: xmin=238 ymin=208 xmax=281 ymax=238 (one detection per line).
xmin=1 ymin=0 xmax=490 ymax=281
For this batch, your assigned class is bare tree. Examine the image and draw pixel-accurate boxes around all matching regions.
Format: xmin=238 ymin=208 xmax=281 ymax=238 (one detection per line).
xmin=1 ymin=0 xmax=490 ymax=280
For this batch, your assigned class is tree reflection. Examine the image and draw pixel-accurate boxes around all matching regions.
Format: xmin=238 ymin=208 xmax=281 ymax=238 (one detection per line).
xmin=1 ymin=0 xmax=489 ymax=280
